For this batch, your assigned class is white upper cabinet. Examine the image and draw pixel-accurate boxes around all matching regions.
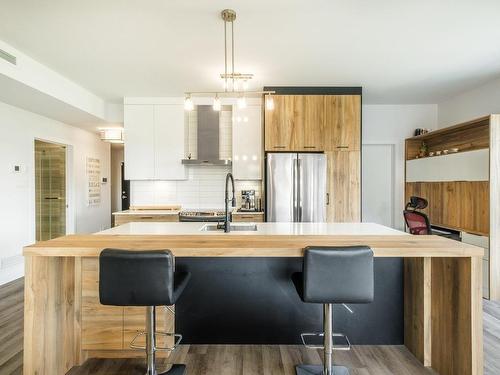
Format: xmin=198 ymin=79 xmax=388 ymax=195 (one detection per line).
xmin=232 ymin=105 xmax=263 ymax=180
xmin=124 ymin=105 xmax=155 ymax=180
xmin=154 ymin=105 xmax=186 ymax=180
xmin=124 ymin=99 xmax=186 ymax=180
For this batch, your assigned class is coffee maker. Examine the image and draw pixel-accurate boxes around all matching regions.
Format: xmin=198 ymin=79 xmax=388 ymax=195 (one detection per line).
xmin=240 ymin=190 xmax=256 ymax=212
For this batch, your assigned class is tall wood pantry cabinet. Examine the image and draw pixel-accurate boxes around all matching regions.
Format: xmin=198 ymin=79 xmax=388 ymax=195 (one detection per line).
xmin=264 ymin=89 xmax=362 ymax=222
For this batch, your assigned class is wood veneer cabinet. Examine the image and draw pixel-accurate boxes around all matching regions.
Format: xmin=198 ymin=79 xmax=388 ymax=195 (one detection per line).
xmin=326 ymin=151 xmax=361 ymax=222
xmin=81 ymin=258 xmax=173 ymax=354
xmin=264 ymin=94 xmax=360 ymax=152
xmin=264 ymin=91 xmax=362 ymax=223
xmin=264 ymin=95 xmax=325 ymax=151
xmin=324 ymin=95 xmax=361 ymax=151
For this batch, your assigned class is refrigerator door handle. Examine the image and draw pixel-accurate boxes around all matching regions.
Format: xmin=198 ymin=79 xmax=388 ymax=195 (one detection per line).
xmin=297 ymin=158 xmax=302 ymax=222
xmin=292 ymin=157 xmax=297 ymax=222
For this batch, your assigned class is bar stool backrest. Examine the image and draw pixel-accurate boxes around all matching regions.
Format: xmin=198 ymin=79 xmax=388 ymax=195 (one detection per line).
xmin=302 ymin=246 xmax=374 ymax=304
xmin=99 ymin=248 xmax=175 ymax=307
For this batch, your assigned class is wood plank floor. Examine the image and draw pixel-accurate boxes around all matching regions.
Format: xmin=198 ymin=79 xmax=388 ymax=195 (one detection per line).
xmin=484 ymin=299 xmax=500 ymax=375
xmin=0 ymin=278 xmax=23 ymax=375
xmin=67 ymin=345 xmax=438 ymax=375
xmin=0 ymin=277 xmax=499 ymax=375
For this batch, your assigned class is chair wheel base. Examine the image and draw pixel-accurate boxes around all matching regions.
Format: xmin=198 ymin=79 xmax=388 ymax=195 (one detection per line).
xmin=153 ymin=364 xmax=187 ymax=375
xmin=295 ymin=364 xmax=350 ymax=375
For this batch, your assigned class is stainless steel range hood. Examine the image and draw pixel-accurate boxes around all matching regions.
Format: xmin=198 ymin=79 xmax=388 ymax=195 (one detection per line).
xmin=182 ymin=105 xmax=232 ymax=166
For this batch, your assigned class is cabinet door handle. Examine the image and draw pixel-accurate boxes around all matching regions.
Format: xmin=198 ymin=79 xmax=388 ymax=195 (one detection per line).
xmin=273 ymin=146 xmax=286 ymax=149
xmin=326 ymin=193 xmax=330 ymax=205
xmin=304 ymin=146 xmax=316 ymax=149
xmin=336 ymin=146 xmax=349 ymax=149
xmin=139 ymin=216 xmax=154 ymax=219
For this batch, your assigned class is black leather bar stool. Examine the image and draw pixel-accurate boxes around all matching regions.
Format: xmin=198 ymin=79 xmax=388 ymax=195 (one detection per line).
xmin=292 ymin=246 xmax=374 ymax=375
xmin=99 ymin=249 xmax=191 ymax=375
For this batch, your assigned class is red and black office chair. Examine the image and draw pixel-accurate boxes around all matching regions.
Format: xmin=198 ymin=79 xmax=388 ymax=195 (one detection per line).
xmin=403 ymin=196 xmax=432 ymax=235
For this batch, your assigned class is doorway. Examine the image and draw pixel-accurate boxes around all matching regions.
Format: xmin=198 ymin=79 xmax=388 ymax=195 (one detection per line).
xmin=35 ymin=140 xmax=67 ymax=241
xmin=362 ymin=144 xmax=395 ymax=228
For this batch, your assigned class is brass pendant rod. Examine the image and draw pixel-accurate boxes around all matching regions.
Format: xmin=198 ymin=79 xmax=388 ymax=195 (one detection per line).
xmin=224 ymin=20 xmax=228 ymax=93
xmin=231 ymin=20 xmax=235 ymax=92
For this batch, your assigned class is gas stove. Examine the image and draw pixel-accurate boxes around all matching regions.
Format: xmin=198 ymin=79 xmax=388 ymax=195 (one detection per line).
xmin=179 ymin=209 xmax=226 ymax=222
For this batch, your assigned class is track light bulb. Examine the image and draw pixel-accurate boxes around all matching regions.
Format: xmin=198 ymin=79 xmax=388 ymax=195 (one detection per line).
xmin=184 ymin=95 xmax=194 ymax=111
xmin=213 ymin=96 xmax=221 ymax=111
xmin=266 ymin=95 xmax=275 ymax=111
xmin=237 ymin=96 xmax=247 ymax=109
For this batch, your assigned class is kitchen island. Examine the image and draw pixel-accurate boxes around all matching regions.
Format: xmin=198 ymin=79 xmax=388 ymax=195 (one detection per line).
xmin=23 ymin=223 xmax=483 ymax=375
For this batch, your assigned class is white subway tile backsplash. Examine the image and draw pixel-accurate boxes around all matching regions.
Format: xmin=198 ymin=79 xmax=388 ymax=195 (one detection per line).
xmin=130 ymin=165 xmax=262 ymax=210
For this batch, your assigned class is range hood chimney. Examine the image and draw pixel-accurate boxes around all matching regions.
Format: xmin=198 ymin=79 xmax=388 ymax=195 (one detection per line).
xmin=182 ymin=105 xmax=232 ymax=166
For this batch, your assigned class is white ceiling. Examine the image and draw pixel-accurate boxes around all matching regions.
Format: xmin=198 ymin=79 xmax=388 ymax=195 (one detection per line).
xmin=1 ymin=0 xmax=500 ymax=104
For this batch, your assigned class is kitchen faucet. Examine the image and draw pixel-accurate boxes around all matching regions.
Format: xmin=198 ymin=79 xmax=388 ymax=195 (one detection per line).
xmin=222 ymin=172 xmax=236 ymax=233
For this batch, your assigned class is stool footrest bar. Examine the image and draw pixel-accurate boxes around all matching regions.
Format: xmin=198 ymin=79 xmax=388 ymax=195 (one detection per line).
xmin=130 ymin=331 xmax=183 ymax=352
xmin=300 ymin=332 xmax=351 ymax=351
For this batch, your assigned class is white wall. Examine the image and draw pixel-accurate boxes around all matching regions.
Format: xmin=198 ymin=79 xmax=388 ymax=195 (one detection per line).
xmin=111 ymin=146 xmax=124 ymax=214
xmin=0 ymin=39 xmax=108 ymax=124
xmin=362 ymin=104 xmax=438 ymax=230
xmin=0 ymin=101 xmax=111 ymax=285
xmin=438 ymin=77 xmax=500 ymax=127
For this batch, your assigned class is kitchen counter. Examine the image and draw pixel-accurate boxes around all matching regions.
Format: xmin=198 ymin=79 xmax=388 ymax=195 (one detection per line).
xmin=99 ymin=221 xmax=404 ymax=236
xmin=23 ymin=222 xmax=482 ymax=257
xmin=22 ymin=223 xmax=484 ymax=375
xmin=112 ymin=209 xmax=180 ymax=216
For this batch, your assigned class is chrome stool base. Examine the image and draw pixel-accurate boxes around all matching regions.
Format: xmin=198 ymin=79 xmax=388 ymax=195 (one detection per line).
xmin=146 ymin=364 xmax=186 ymax=375
xmin=295 ymin=364 xmax=350 ymax=375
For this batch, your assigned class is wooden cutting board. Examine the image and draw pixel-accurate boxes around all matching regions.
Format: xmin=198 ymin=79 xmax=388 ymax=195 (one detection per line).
xmin=129 ymin=205 xmax=181 ymax=211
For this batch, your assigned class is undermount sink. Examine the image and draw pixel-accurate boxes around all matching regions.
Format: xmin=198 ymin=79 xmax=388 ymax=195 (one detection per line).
xmin=200 ymin=223 xmax=258 ymax=232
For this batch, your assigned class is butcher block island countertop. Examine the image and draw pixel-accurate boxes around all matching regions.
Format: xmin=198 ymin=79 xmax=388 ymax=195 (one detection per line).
xmin=24 ymin=222 xmax=483 ymax=258
xmin=23 ymin=223 xmax=484 ymax=375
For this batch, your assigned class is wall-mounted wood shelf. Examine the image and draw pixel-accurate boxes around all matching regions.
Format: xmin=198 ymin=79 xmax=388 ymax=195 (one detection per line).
xmin=405 ymin=115 xmax=490 ymax=161
xmin=405 ymin=114 xmax=500 ymax=301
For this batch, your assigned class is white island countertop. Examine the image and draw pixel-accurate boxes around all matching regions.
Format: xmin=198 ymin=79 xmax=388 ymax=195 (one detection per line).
xmin=97 ymin=222 xmax=407 ymax=236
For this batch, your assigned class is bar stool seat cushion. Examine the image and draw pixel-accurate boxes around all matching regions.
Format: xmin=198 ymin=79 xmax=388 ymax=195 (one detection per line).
xmin=293 ymin=246 xmax=374 ymax=304
xmin=99 ymin=249 xmax=191 ymax=307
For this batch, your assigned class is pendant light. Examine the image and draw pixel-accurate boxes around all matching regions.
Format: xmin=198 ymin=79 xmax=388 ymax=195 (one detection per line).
xmin=184 ymin=9 xmax=275 ymax=111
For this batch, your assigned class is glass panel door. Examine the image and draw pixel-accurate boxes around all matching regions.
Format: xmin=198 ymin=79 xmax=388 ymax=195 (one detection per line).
xmin=35 ymin=140 xmax=66 ymax=241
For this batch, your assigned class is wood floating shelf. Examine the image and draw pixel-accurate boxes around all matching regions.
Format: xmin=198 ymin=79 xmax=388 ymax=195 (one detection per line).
xmin=409 ymin=150 xmax=462 ymax=160
xmin=405 ymin=115 xmax=490 ymax=161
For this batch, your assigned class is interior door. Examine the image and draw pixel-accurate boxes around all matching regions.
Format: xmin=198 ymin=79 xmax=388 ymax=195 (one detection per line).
xmin=298 ymin=153 xmax=327 ymax=222
xmin=362 ymin=144 xmax=394 ymax=227
xmin=266 ymin=153 xmax=296 ymax=222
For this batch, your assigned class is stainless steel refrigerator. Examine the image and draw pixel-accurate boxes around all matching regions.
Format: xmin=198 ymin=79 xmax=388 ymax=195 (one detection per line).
xmin=266 ymin=153 xmax=327 ymax=222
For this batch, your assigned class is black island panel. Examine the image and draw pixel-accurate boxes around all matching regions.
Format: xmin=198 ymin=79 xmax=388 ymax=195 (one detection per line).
xmin=175 ymin=257 xmax=403 ymax=345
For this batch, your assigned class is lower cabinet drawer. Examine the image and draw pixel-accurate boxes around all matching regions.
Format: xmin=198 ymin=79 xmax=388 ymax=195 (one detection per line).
xmin=232 ymin=213 xmax=264 ymax=222
xmin=114 ymin=214 xmax=179 ymax=227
